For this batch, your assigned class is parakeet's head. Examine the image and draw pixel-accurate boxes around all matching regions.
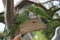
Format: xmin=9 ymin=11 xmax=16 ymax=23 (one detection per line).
xmin=55 ymin=26 xmax=60 ymax=35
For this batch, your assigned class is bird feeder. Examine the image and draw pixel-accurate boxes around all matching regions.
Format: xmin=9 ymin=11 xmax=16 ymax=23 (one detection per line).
xmin=19 ymin=12 xmax=47 ymax=34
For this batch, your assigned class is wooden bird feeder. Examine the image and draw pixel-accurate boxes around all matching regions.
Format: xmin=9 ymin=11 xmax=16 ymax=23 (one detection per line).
xmin=19 ymin=12 xmax=47 ymax=34
xmin=19 ymin=18 xmax=47 ymax=34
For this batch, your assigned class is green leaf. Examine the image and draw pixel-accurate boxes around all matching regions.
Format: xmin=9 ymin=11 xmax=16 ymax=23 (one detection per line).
xmin=35 ymin=7 xmax=51 ymax=19
xmin=28 ymin=6 xmax=35 ymax=13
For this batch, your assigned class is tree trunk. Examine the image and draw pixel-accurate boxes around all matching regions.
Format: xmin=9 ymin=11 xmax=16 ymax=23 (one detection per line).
xmin=2 ymin=0 xmax=16 ymax=30
xmin=5 ymin=0 xmax=16 ymax=30
xmin=2 ymin=0 xmax=16 ymax=40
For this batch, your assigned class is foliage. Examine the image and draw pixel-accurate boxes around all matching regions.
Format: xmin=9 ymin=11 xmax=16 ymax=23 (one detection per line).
xmin=0 ymin=13 xmax=4 ymax=22
xmin=31 ymin=30 xmax=48 ymax=40
xmin=28 ymin=6 xmax=60 ymax=40
xmin=0 ymin=5 xmax=60 ymax=40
